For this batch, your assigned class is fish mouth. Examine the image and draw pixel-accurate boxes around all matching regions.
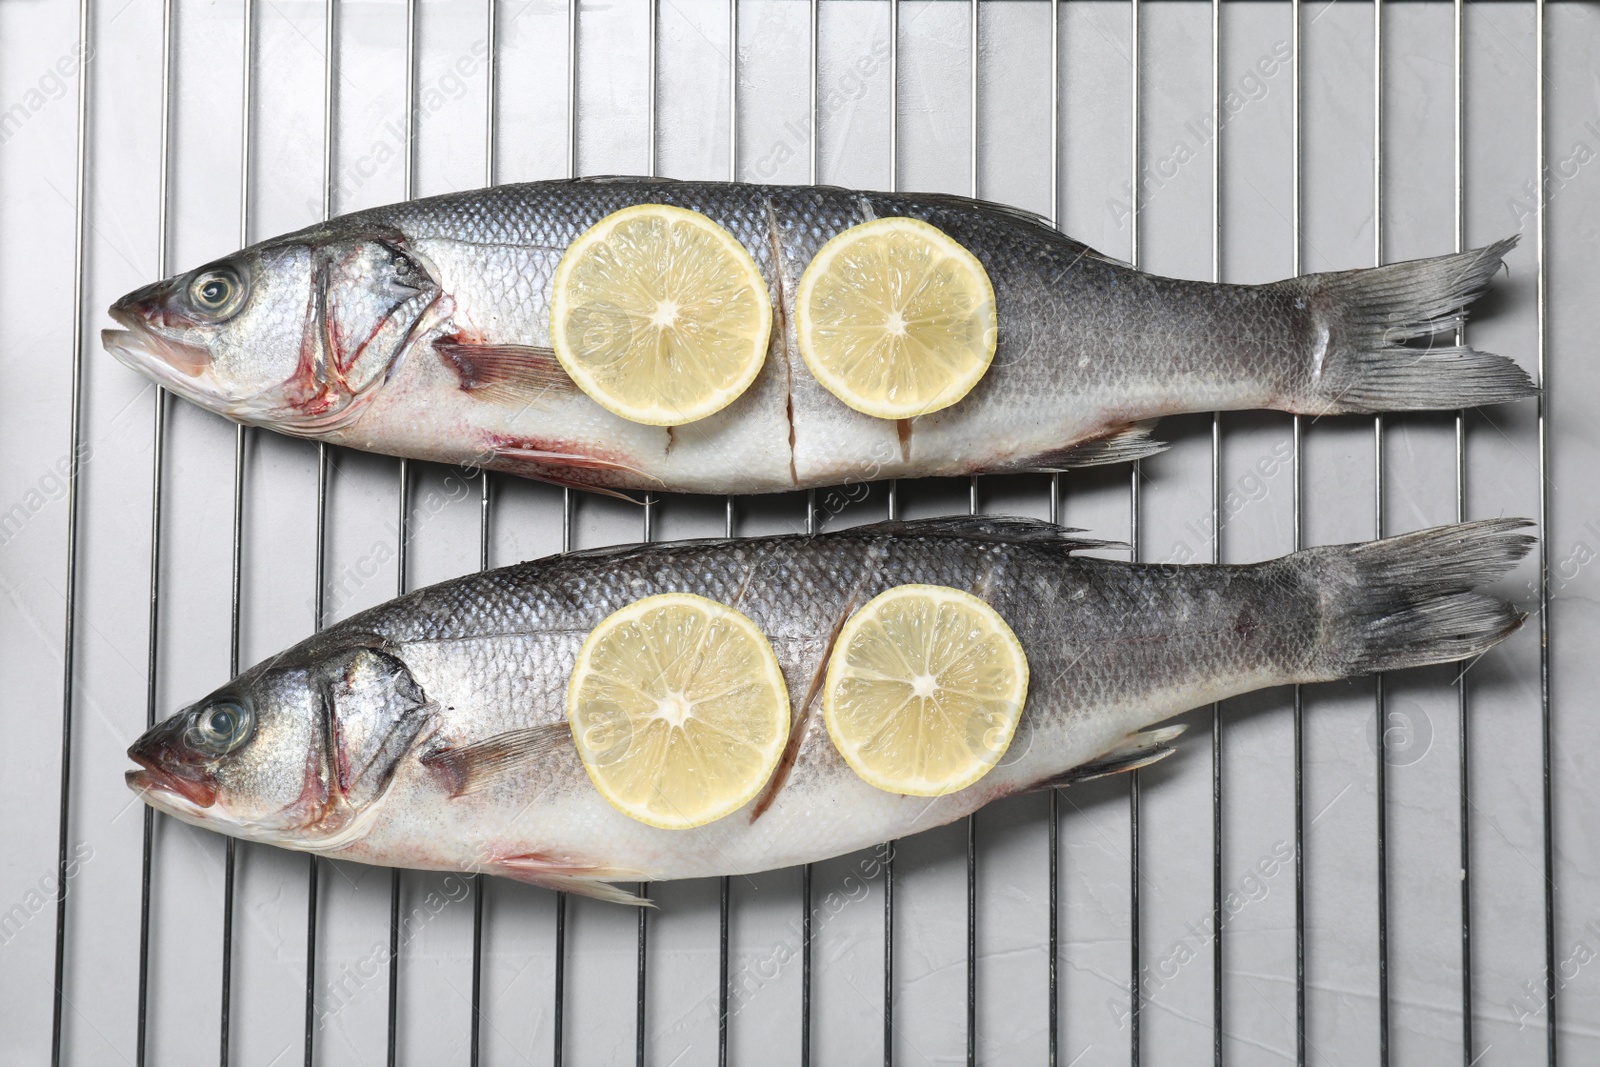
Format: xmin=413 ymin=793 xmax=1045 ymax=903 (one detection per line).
xmin=103 ymin=304 xmax=327 ymax=430
xmin=126 ymin=752 xmax=218 ymax=811
xmin=102 ymin=320 xmax=298 ymax=431
xmin=103 ymin=302 xmax=219 ymax=388
xmin=124 ymin=768 xmax=213 ymax=811
xmin=110 ymin=301 xmax=212 ymax=371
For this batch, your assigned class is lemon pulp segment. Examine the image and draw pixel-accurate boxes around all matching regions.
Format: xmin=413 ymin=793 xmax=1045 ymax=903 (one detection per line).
xmin=550 ymin=204 xmax=773 ymax=426
xmin=568 ymin=592 xmax=791 ymax=829
xmin=823 ymin=584 xmax=1028 ymax=797
xmin=795 ymin=216 xmax=997 ymax=420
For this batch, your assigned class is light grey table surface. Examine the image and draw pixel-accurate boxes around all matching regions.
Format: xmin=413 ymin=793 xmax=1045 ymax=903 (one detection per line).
xmin=1 ymin=1 xmax=1596 ymax=1064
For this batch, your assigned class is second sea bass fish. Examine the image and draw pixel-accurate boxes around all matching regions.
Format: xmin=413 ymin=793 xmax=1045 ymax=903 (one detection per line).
xmin=103 ymin=179 xmax=1532 ymax=495
xmin=125 ymin=517 xmax=1531 ymax=897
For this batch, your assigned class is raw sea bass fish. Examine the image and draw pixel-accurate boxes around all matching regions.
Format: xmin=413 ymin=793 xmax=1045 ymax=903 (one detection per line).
xmin=102 ymin=179 xmax=1533 ymax=495
xmin=126 ymin=517 xmax=1531 ymax=899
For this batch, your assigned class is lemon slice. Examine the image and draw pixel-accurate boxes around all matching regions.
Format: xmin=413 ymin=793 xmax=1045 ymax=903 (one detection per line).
xmin=823 ymin=584 xmax=1028 ymax=797
xmin=568 ymin=592 xmax=791 ymax=829
xmin=550 ymin=204 xmax=773 ymax=426
xmin=796 ymin=216 xmax=997 ymax=419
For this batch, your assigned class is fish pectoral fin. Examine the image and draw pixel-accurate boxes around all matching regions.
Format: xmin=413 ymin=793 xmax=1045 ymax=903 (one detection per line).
xmin=489 ymin=852 xmax=653 ymax=906
xmin=1037 ymin=724 xmax=1188 ymax=789
xmin=419 ymin=722 xmax=572 ymax=798
xmin=434 ymin=339 xmax=577 ymax=405
xmin=1015 ymin=421 xmax=1167 ymax=472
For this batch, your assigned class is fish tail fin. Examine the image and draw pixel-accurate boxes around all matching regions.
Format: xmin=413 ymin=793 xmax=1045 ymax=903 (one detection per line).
xmin=1280 ymin=237 xmax=1536 ymax=414
xmin=1300 ymin=519 xmax=1534 ymax=680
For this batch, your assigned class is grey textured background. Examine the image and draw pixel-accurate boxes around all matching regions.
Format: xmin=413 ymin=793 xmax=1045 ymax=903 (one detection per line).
xmin=1 ymin=1 xmax=1597 ymax=1064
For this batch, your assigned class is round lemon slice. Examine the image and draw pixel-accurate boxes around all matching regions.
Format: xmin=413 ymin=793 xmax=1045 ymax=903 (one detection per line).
xmin=796 ymin=216 xmax=997 ymax=419
xmin=568 ymin=592 xmax=791 ymax=829
xmin=550 ymin=204 xmax=773 ymax=426
xmin=823 ymin=584 xmax=1028 ymax=797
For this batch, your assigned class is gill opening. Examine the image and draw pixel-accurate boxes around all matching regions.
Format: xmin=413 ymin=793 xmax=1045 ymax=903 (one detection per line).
xmin=314 ymin=255 xmax=334 ymax=392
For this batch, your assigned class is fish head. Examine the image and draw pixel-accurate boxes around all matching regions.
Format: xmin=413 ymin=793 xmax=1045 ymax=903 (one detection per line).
xmin=126 ymin=642 xmax=437 ymax=852
xmin=103 ymin=233 xmax=440 ymax=436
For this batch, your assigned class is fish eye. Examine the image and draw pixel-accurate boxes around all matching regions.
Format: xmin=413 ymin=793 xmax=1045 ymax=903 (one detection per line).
xmin=188 ymin=267 xmax=246 ymax=319
xmin=190 ymin=699 xmax=253 ymax=755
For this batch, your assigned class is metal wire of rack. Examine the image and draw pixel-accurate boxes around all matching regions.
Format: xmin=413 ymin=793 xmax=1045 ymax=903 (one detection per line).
xmin=10 ymin=0 xmax=1592 ymax=1064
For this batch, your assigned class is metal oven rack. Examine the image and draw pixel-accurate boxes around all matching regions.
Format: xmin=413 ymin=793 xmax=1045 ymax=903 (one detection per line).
xmin=5 ymin=0 xmax=1596 ymax=1064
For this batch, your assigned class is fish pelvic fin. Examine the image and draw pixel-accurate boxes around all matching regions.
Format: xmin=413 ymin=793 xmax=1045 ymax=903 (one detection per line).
xmin=1294 ymin=518 xmax=1535 ymax=680
xmin=1033 ymin=724 xmax=1187 ymax=790
xmin=1278 ymin=237 xmax=1536 ymax=415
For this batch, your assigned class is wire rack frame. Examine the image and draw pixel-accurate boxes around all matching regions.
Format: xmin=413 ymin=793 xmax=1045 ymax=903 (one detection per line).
xmin=31 ymin=0 xmax=1575 ymax=1064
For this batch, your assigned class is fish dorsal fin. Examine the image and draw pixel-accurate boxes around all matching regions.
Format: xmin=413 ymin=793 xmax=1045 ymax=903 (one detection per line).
xmin=1068 ymin=244 xmax=1136 ymax=270
xmin=900 ymin=190 xmax=1056 ymax=230
xmin=420 ymin=721 xmax=572 ymax=798
xmin=871 ymin=516 xmax=1123 ymax=554
xmin=434 ymin=339 xmax=576 ymax=404
xmin=566 ymin=174 xmax=684 ymax=185
xmin=531 ymin=518 xmax=1120 ymax=585
xmin=897 ymin=191 xmax=1130 ymax=267
xmin=1037 ymin=725 xmax=1188 ymax=790
xmin=555 ymin=181 xmax=1130 ymax=267
xmin=541 ymin=516 xmax=1122 ymax=568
